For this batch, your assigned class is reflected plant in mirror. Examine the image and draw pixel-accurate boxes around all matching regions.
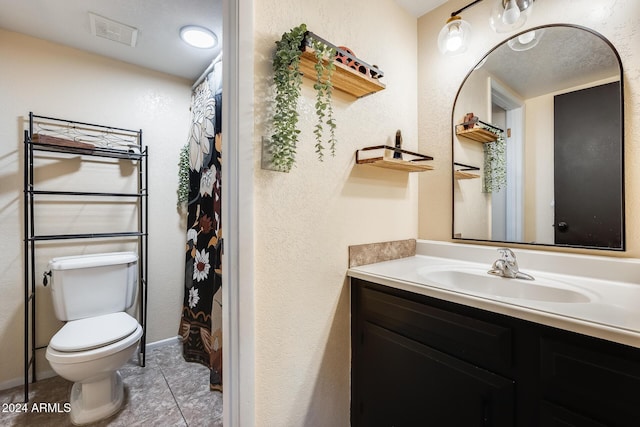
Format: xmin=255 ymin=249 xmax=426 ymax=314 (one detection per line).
xmin=482 ymin=125 xmax=506 ymax=193
xmin=452 ymin=25 xmax=624 ymax=250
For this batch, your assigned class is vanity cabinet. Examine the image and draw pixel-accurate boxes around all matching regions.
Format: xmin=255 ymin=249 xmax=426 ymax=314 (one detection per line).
xmin=538 ymin=335 xmax=640 ymax=426
xmin=351 ymin=278 xmax=640 ymax=426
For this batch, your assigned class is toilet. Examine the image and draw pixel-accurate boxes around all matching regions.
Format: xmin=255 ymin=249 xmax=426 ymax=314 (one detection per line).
xmin=45 ymin=252 xmax=143 ymax=425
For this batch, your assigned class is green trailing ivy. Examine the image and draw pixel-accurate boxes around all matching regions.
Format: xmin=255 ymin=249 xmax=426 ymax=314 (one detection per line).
xmin=482 ymin=125 xmax=506 ymax=193
xmin=311 ymin=38 xmax=336 ymax=161
xmin=270 ymin=23 xmax=307 ymax=172
xmin=270 ymin=23 xmax=337 ymax=171
xmin=177 ymin=143 xmax=190 ymax=207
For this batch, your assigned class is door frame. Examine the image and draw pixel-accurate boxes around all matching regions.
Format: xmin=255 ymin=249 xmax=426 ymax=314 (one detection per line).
xmin=490 ymin=78 xmax=525 ymax=242
xmin=222 ymin=0 xmax=255 ymax=425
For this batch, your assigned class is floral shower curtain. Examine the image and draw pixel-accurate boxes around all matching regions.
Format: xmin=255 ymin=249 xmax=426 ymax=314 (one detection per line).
xmin=179 ymin=67 xmax=223 ymax=391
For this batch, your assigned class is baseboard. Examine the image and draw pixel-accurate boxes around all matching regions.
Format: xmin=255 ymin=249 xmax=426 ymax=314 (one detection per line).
xmin=0 ymin=336 xmax=180 ymax=392
xmin=145 ymin=335 xmax=180 ymax=351
xmin=0 ymin=370 xmax=57 ymax=393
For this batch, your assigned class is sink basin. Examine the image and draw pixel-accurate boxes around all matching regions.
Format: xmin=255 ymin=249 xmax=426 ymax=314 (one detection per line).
xmin=418 ymin=266 xmax=593 ymax=303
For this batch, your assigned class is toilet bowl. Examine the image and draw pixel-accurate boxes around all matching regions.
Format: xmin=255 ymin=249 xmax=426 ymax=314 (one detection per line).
xmin=44 ymin=252 xmax=142 ymax=425
xmin=46 ymin=312 xmax=142 ymax=424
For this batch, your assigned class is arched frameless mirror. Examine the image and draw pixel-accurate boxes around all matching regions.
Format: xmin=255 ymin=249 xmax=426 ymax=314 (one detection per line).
xmin=452 ymin=24 xmax=624 ymax=250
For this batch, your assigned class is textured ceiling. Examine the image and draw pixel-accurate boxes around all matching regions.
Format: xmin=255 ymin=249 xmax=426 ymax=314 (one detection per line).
xmin=0 ymin=0 xmax=222 ymax=81
xmin=0 ymin=0 xmax=442 ymax=82
xmin=479 ymin=26 xmax=620 ymax=99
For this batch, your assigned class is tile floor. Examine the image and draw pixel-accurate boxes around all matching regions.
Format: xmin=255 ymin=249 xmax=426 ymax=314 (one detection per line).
xmin=0 ymin=341 xmax=223 ymax=426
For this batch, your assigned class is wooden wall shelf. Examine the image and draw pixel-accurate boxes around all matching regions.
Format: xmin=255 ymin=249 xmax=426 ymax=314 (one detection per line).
xmin=453 ymin=162 xmax=480 ymax=179
xmin=361 ymin=158 xmax=434 ymax=172
xmin=356 ymin=145 xmax=434 ymax=172
xmin=454 ymin=170 xmax=480 ymax=179
xmin=455 ymin=127 xmax=498 ymax=143
xmin=299 ymin=46 xmax=385 ymax=98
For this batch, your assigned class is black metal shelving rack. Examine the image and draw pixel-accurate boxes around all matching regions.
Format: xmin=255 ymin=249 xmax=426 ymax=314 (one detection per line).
xmin=23 ymin=112 xmax=148 ymax=402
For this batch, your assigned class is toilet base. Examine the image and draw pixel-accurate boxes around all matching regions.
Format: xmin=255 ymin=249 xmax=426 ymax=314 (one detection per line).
xmin=69 ymin=371 xmax=124 ymax=425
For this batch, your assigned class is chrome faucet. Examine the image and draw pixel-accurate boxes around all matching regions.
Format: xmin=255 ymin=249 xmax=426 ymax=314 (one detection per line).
xmin=488 ymin=248 xmax=534 ymax=280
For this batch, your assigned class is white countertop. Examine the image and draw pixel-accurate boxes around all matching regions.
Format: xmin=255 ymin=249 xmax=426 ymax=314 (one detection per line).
xmin=348 ymin=241 xmax=640 ymax=348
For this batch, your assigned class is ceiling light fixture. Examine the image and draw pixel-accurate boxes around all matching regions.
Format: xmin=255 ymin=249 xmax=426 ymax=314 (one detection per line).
xmin=437 ymin=0 xmax=483 ymax=56
xmin=490 ymin=0 xmax=535 ymax=33
xmin=180 ymin=25 xmax=217 ymax=49
xmin=437 ymin=16 xmax=471 ymax=55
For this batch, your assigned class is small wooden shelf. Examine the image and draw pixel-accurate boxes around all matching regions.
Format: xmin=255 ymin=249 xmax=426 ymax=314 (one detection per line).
xmin=356 ymin=145 xmax=434 ymax=172
xmin=455 ymin=127 xmax=498 ymax=143
xmin=299 ymin=47 xmax=385 ymax=98
xmin=453 ymin=162 xmax=480 ymax=179
xmin=454 ymin=170 xmax=480 ymax=180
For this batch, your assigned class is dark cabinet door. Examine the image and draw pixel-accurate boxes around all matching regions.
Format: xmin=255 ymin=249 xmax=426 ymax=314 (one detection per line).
xmin=353 ymin=321 xmax=515 ymax=427
xmin=540 ymin=337 xmax=640 ymax=426
xmin=540 ymin=401 xmax=607 ymax=427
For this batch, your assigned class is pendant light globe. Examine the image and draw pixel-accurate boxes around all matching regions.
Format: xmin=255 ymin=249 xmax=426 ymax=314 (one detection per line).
xmin=438 ymin=16 xmax=472 ymax=56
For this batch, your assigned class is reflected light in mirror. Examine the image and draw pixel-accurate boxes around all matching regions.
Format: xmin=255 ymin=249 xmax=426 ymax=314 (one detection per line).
xmin=508 ymin=29 xmax=544 ymax=51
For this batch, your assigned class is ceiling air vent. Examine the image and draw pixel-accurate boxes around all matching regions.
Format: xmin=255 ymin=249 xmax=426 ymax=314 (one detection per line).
xmin=89 ymin=12 xmax=138 ymax=47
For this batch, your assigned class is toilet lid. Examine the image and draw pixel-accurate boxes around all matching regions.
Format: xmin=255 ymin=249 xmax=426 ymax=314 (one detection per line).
xmin=49 ymin=312 xmax=139 ymax=352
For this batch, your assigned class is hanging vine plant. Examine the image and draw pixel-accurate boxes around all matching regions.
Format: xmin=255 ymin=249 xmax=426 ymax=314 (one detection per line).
xmin=311 ymin=38 xmax=336 ymax=161
xmin=270 ymin=23 xmax=337 ymax=172
xmin=177 ymin=143 xmax=190 ymax=208
xmin=482 ymin=125 xmax=506 ymax=193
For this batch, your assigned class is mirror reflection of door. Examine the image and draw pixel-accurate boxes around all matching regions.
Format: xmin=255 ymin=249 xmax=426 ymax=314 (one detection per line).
xmin=554 ymin=81 xmax=623 ymax=248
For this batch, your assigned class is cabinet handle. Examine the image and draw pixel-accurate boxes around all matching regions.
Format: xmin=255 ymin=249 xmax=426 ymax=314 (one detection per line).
xmin=482 ymin=398 xmax=491 ymax=427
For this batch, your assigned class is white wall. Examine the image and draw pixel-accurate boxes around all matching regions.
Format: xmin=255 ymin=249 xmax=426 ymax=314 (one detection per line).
xmin=418 ymin=0 xmax=640 ymax=258
xmin=252 ymin=0 xmax=418 ymax=424
xmin=0 ymin=29 xmax=191 ymax=388
xmin=524 ymin=93 xmax=554 ymax=243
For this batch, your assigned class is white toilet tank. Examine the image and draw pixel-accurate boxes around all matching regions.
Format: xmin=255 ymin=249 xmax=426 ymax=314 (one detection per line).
xmin=48 ymin=252 xmax=138 ymax=321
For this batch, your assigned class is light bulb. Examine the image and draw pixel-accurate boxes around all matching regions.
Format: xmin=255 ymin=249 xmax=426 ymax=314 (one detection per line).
xmin=446 ymin=25 xmax=463 ymax=52
xmin=517 ymin=30 xmax=535 ymax=45
xmin=508 ymin=28 xmax=544 ymax=51
xmin=502 ymin=0 xmax=521 ymax=25
xmin=437 ymin=15 xmax=471 ymax=56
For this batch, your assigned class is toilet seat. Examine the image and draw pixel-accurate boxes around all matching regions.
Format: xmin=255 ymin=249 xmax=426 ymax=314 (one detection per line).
xmin=46 ymin=313 xmax=142 ymax=365
xmin=50 ymin=312 xmax=139 ymax=352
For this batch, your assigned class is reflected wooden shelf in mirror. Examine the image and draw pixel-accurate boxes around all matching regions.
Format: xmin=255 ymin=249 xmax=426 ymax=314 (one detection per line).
xmin=454 ymin=162 xmax=480 ymax=179
xmin=455 ymin=127 xmax=498 ymax=143
xmin=356 ymin=145 xmax=434 ymax=172
xmin=455 ymin=170 xmax=480 ymax=179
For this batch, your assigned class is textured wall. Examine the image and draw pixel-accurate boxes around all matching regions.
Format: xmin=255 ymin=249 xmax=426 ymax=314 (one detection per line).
xmin=0 ymin=30 xmax=191 ymax=388
xmin=452 ymin=66 xmax=491 ymax=240
xmin=252 ymin=0 xmax=418 ymax=424
xmin=418 ymin=0 xmax=640 ymax=256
